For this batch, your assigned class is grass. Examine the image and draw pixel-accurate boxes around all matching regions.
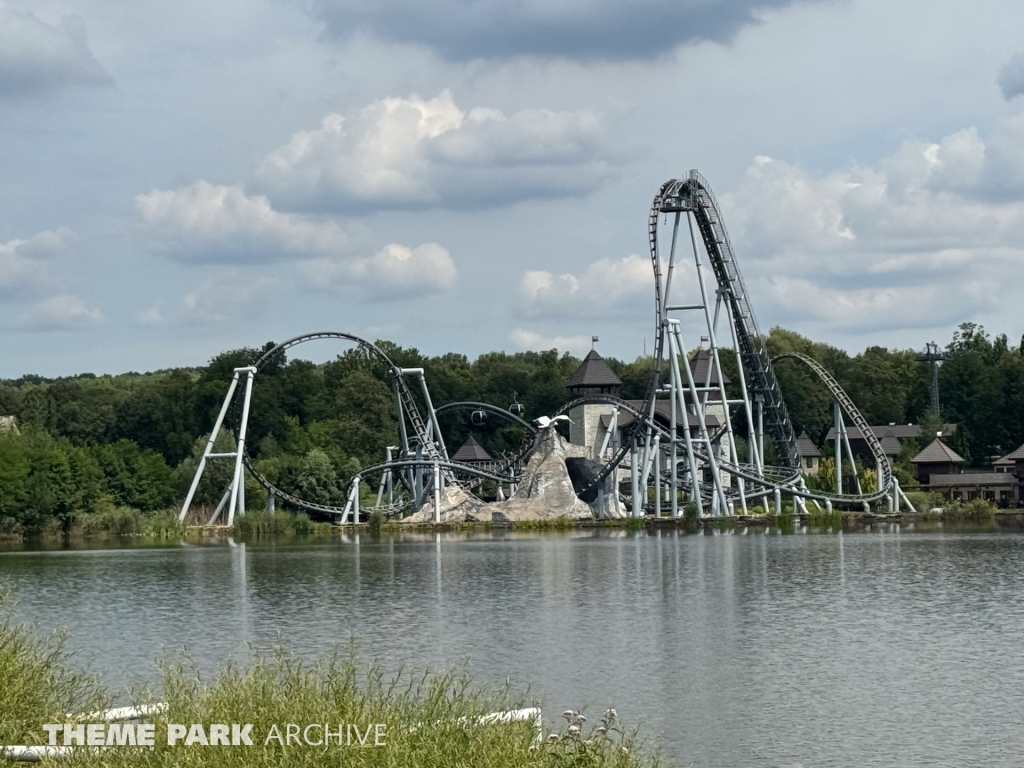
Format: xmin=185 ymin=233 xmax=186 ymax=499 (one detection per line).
xmin=75 ymin=504 xmax=186 ymax=539
xmin=1 ymin=598 xmax=664 ymax=768
xmin=0 ymin=592 xmax=109 ymax=746
xmin=232 ymin=510 xmax=330 ymax=538
xmin=509 ymin=518 xmax=579 ymax=530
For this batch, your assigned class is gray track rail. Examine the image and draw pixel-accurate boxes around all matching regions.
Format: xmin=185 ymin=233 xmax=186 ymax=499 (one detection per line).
xmin=661 ymin=172 xmax=799 ymax=468
xmin=771 ymin=352 xmax=892 ymax=495
xmin=241 ymin=331 xmax=452 ymax=516
xmin=558 ymin=361 xmax=893 ymax=505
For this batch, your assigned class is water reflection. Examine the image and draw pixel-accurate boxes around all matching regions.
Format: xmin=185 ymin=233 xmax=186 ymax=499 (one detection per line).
xmin=2 ymin=527 xmax=1024 ymax=767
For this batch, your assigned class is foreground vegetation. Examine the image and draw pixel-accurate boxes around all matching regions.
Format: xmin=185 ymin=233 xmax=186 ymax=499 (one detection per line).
xmin=0 ymin=599 xmax=661 ymax=768
xmin=0 ymin=321 xmax=1021 ymax=534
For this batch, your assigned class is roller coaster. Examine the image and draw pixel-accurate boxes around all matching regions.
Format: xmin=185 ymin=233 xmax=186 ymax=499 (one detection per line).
xmin=179 ymin=170 xmax=914 ymax=526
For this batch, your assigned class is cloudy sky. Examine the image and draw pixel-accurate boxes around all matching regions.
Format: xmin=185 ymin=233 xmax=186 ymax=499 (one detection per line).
xmin=2 ymin=0 xmax=1024 ymax=376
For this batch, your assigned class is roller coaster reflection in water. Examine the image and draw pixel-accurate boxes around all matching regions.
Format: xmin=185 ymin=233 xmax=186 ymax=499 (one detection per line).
xmin=178 ymin=171 xmax=915 ymax=523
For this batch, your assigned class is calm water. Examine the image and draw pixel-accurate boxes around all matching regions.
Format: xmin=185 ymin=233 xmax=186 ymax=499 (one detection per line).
xmin=3 ymin=526 xmax=1024 ymax=767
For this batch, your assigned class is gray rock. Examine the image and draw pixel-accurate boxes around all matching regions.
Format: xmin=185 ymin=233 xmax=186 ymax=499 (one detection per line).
xmin=401 ymin=484 xmax=488 ymax=524
xmin=494 ymin=428 xmax=594 ymax=522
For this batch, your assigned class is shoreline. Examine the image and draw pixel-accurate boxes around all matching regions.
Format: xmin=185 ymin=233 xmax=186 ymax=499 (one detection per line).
xmin=1 ymin=505 xmax=1018 ymax=547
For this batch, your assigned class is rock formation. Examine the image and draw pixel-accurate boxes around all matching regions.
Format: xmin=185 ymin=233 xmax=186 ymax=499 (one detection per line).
xmin=401 ymin=484 xmax=488 ymax=524
xmin=491 ymin=428 xmax=594 ymax=522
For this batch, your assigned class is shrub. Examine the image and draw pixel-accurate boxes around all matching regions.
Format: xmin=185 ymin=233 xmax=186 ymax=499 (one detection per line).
xmin=942 ymin=499 xmax=997 ymax=522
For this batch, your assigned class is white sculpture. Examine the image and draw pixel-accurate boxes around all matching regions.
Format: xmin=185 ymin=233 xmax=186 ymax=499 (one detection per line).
xmin=533 ymin=415 xmax=573 ymax=430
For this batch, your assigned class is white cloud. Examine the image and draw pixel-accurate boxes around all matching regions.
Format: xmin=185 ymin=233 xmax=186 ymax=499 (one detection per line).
xmin=20 ymin=294 xmax=103 ymax=331
xmin=0 ymin=9 xmax=111 ymax=97
xmin=761 ymin=277 xmax=988 ymax=333
xmin=509 ymin=328 xmax=591 ymax=355
xmin=0 ymin=229 xmax=101 ymax=333
xmin=135 ymin=181 xmax=350 ymax=263
xmin=999 ymin=53 xmax=1024 ymax=100
xmin=177 ymin=275 xmax=276 ymax=327
xmin=0 ymin=228 xmax=72 ymax=297
xmin=518 ymin=253 xmax=657 ymax=318
xmin=254 ymin=90 xmax=618 ymax=211
xmin=720 ymin=121 xmax=1024 ymax=333
xmin=136 ymin=306 xmax=165 ymax=326
xmin=299 ymin=242 xmax=457 ymax=301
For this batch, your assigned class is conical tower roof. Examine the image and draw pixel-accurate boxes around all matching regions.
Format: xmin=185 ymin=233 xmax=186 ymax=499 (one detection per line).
xmin=688 ymin=349 xmax=730 ymax=385
xmin=567 ymin=349 xmax=622 ymax=391
xmin=452 ymin=435 xmax=493 ymax=463
xmin=795 ymin=431 xmax=821 ymax=458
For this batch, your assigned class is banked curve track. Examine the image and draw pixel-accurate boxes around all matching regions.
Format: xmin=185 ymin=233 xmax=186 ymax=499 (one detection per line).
xmin=569 ymin=172 xmax=892 ymax=506
xmin=241 ymin=332 xmax=452 ymax=517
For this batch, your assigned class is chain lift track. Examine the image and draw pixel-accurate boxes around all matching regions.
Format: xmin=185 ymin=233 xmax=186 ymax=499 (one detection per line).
xmin=663 ymin=172 xmax=799 ymax=468
xmin=566 ymin=171 xmax=895 ymax=509
xmin=182 ymin=172 xmax=905 ymax=522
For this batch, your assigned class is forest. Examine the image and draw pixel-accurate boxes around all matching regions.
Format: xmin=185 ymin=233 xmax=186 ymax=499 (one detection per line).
xmin=0 ymin=322 xmax=1021 ymax=532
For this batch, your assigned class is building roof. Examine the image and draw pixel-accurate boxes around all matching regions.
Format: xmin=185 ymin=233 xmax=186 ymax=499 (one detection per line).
xmin=926 ymin=472 xmax=1015 ymax=488
xmin=911 ymin=438 xmax=965 ymax=465
xmin=795 ymin=431 xmax=821 ymax=458
xmin=451 ymin=435 xmax=493 ymax=463
xmin=997 ymin=441 xmax=1024 ymax=463
xmin=567 ymin=350 xmax=622 ymax=390
xmin=879 ymin=429 xmax=903 ymax=456
xmin=600 ymin=401 xmax=720 ymax=432
xmin=825 ymin=423 xmax=957 ymax=441
xmin=688 ymin=349 xmax=731 ymax=386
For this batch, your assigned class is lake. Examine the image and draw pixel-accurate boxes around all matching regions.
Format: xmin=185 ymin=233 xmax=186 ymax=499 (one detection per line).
xmin=3 ymin=524 xmax=1023 ymax=767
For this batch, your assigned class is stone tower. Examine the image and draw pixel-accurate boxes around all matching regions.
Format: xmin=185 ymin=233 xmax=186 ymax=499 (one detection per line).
xmin=566 ymin=349 xmax=622 ymax=457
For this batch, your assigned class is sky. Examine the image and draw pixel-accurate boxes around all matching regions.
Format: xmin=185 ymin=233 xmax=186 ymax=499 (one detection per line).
xmin=2 ymin=0 xmax=1024 ymax=376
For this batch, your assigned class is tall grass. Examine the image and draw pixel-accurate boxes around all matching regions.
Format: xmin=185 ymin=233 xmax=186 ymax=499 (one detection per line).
xmin=75 ymin=505 xmax=185 ymax=539
xmin=0 ymin=592 xmax=109 ymax=745
xmin=0 ymin=600 xmax=664 ymax=767
xmin=232 ymin=510 xmax=329 ymax=538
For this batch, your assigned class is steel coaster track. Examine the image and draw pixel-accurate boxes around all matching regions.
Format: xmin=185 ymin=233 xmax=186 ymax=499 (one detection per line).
xmin=567 ymin=182 xmax=679 ymax=499
xmin=351 ymin=457 xmax=519 ymax=520
xmin=434 ymin=401 xmax=539 ymax=434
xmin=665 ymin=172 xmax=799 ymax=469
xmin=433 ymin=401 xmax=538 ymax=490
xmin=771 ymin=352 xmax=893 ymax=497
xmin=230 ymin=171 xmax=894 ymax=516
xmin=238 ymin=331 xmax=454 ymax=516
xmin=557 ymin=389 xmax=891 ymax=505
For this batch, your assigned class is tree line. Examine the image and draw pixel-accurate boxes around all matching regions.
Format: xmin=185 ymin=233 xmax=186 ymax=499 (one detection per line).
xmin=0 ymin=323 xmax=1021 ymax=531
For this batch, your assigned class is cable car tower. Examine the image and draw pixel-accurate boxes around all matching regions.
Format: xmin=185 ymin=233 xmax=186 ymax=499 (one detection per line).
xmin=915 ymin=341 xmax=947 ymax=415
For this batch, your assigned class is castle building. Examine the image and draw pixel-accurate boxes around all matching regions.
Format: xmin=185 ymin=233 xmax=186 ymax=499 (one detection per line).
xmin=565 ymin=347 xmax=730 ymax=480
xmin=566 ymin=349 xmax=623 ymax=456
xmin=826 ymin=422 xmax=957 ymax=461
